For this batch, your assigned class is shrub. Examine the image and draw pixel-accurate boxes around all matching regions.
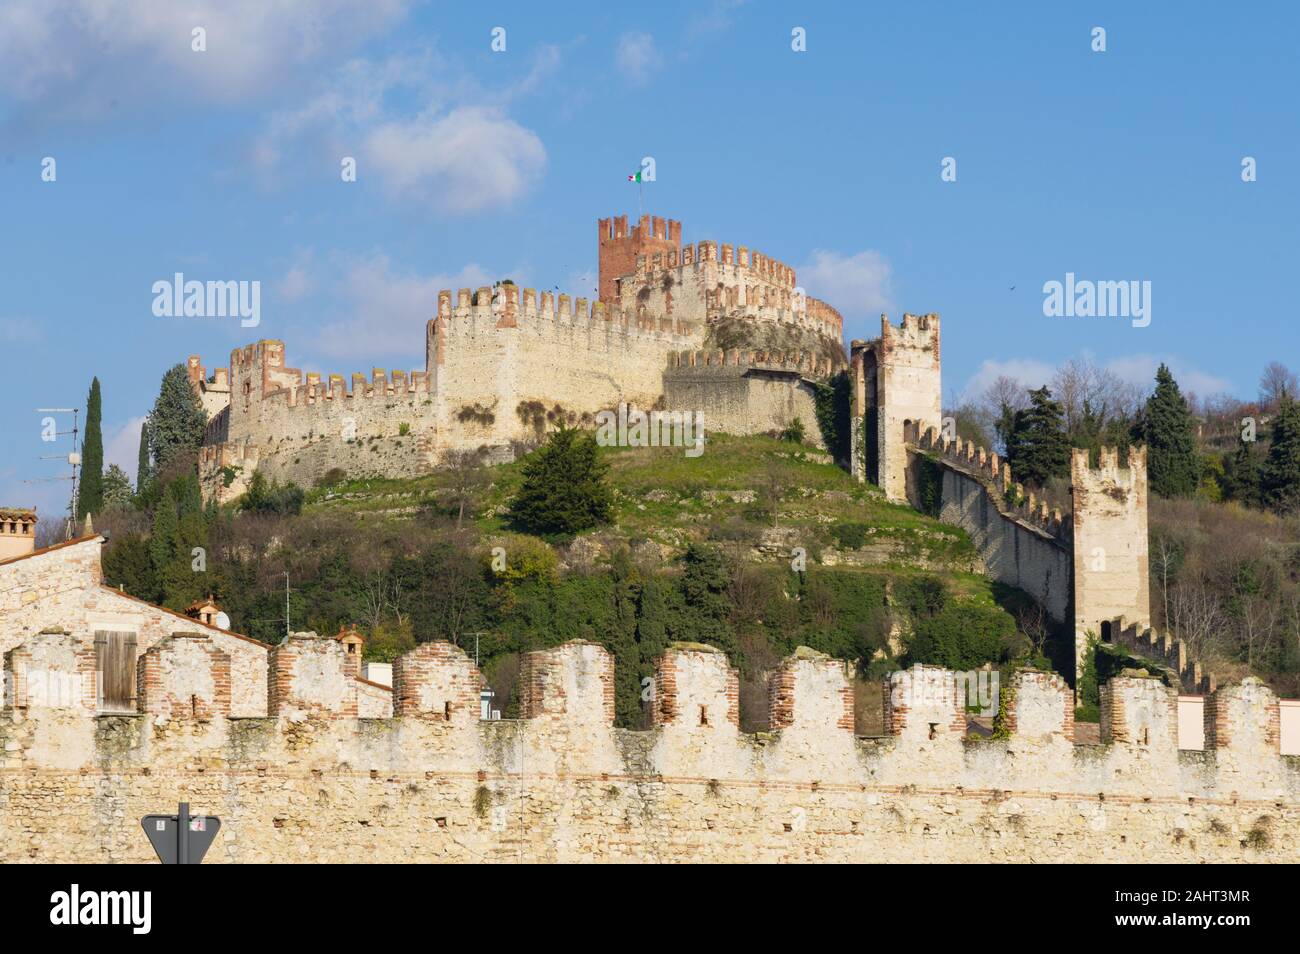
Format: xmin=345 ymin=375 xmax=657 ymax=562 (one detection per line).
xmin=237 ymin=471 xmax=305 ymax=516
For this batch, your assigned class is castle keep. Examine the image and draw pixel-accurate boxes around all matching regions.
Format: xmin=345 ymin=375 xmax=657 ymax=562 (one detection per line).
xmin=192 ymin=215 xmax=846 ymax=502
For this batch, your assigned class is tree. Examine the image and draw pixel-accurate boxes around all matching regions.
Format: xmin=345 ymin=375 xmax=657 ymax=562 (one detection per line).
xmin=136 ymin=420 xmax=152 ymax=492
xmin=1261 ymin=397 xmax=1300 ymax=515
xmin=1141 ymin=364 xmax=1200 ymax=498
xmin=1223 ymin=438 xmax=1263 ymax=507
xmin=1259 ymin=361 xmax=1298 ymax=412
xmin=442 ymin=448 xmax=490 ymax=529
xmin=507 ymin=425 xmax=613 ymax=537
xmin=147 ymin=364 xmax=207 ymax=474
xmin=101 ymin=464 xmax=133 ymax=510
xmin=1004 ymin=386 xmax=1070 ymax=487
xmin=77 ymin=377 xmax=104 ymax=519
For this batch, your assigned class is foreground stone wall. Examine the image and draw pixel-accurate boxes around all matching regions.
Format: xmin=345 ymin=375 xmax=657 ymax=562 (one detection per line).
xmin=1 ymin=638 xmax=1296 ymax=864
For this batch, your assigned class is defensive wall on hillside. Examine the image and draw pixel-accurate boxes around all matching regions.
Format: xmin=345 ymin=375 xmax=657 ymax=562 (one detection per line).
xmin=848 ymin=312 xmax=1168 ymax=686
xmin=2 ymin=635 xmax=1297 ymax=863
xmin=192 ymin=215 xmax=845 ymax=502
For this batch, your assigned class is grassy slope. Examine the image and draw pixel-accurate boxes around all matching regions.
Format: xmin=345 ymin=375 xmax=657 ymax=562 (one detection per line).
xmin=304 ymin=432 xmax=1003 ymax=616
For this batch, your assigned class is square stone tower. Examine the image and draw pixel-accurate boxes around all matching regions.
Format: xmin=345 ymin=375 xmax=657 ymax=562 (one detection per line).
xmin=597 ymin=214 xmax=681 ymax=303
xmin=850 ymin=314 xmax=942 ymax=501
xmin=1070 ymin=445 xmax=1150 ymax=681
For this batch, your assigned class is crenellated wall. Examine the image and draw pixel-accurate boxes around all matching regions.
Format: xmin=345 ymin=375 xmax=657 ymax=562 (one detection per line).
xmin=192 ymin=214 xmax=848 ymax=501
xmin=661 ymin=349 xmax=832 ymax=450
xmin=904 ymin=421 xmax=1073 ymax=623
xmin=1 ymin=635 xmax=1296 ymax=863
xmin=428 ymin=284 xmax=701 ymax=454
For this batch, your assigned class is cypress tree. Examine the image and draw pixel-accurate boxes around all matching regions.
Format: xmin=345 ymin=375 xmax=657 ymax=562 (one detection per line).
xmin=77 ymin=377 xmax=104 ymax=519
xmin=1141 ymin=364 xmax=1200 ymax=498
xmin=1004 ymin=386 xmax=1070 ymax=487
xmin=1261 ymin=397 xmax=1300 ymax=514
xmin=137 ymin=420 xmax=152 ymax=492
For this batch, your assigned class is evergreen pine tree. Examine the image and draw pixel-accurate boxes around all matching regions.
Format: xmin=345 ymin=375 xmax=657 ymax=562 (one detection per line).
xmin=1261 ymin=397 xmax=1300 ymax=514
xmin=136 ymin=420 xmax=152 ymax=492
xmin=77 ymin=377 xmax=104 ymax=520
xmin=1141 ymin=364 xmax=1200 ymax=498
xmin=101 ymin=464 xmax=134 ymax=510
xmin=1004 ymin=386 xmax=1070 ymax=487
xmin=507 ymin=425 xmax=613 ymax=536
xmin=1222 ymin=438 xmax=1263 ymax=507
xmin=147 ymin=364 xmax=207 ymax=474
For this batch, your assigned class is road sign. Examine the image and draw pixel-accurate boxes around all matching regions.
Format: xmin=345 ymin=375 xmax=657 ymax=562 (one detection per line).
xmin=142 ymin=802 xmax=221 ymax=864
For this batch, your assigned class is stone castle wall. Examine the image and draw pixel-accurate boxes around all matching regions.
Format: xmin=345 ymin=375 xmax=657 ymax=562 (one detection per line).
xmin=662 ymin=350 xmax=833 ymax=451
xmin=905 ymin=421 xmax=1073 ymax=624
xmin=191 ymin=215 xmax=847 ymax=501
xmin=1 ymin=637 xmax=1296 ymax=864
xmin=429 ymin=284 xmax=700 ymax=454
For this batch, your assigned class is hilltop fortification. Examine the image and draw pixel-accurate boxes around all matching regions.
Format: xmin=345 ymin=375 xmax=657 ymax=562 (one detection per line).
xmin=192 ymin=215 xmax=847 ymax=501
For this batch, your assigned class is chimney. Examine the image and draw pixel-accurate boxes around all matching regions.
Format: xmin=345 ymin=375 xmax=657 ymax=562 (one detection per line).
xmin=0 ymin=507 xmax=37 ymax=561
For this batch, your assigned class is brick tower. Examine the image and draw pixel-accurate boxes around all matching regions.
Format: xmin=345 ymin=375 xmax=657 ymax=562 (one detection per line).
xmin=597 ymin=214 xmax=681 ymax=303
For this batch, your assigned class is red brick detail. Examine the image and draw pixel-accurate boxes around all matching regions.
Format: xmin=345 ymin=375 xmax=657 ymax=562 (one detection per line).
xmin=136 ymin=633 xmax=231 ymax=721
xmin=769 ymin=657 xmax=853 ymax=732
xmin=268 ymin=635 xmax=357 ymax=719
xmin=392 ymin=641 xmax=483 ymax=723
xmin=519 ymin=641 xmax=615 ymax=724
xmin=598 ymin=214 xmax=681 ymax=303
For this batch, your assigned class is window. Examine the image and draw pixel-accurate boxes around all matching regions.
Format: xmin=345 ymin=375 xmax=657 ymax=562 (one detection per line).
xmin=95 ymin=630 xmax=137 ymax=712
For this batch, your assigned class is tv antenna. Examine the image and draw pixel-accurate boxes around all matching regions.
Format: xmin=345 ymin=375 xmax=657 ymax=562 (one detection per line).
xmin=27 ymin=407 xmax=81 ymax=540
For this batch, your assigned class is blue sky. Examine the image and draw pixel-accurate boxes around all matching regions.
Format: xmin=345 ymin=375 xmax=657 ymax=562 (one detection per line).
xmin=2 ymin=1 xmax=1297 ymax=517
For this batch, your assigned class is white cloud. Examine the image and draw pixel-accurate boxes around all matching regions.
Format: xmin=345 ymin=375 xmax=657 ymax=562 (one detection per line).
xmin=104 ymin=416 xmax=146 ymax=485
xmin=0 ymin=1 xmax=408 ymax=118
xmin=309 ymin=255 xmax=492 ymax=359
xmin=361 ymin=107 xmax=546 ymax=213
xmin=1104 ymin=355 xmax=1233 ymax=399
xmin=615 ymin=33 xmax=661 ymax=85
xmin=796 ymin=249 xmax=895 ymax=325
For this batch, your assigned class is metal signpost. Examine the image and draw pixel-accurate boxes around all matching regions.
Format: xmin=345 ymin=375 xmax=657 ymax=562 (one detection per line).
xmin=141 ymin=802 xmax=221 ymax=864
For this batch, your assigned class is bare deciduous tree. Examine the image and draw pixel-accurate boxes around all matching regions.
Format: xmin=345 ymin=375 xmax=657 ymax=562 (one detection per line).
xmin=1259 ymin=361 xmax=1298 ymax=411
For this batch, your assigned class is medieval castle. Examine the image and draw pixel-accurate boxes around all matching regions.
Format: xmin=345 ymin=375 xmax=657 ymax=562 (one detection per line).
xmin=191 ymin=214 xmax=846 ymax=504
xmin=188 ymin=213 xmax=1168 ymax=687
xmin=1 ymin=213 xmax=1294 ymax=863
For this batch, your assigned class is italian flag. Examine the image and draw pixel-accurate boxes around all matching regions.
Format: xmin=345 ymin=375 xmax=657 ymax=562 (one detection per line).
xmin=628 ymin=172 xmax=642 ymax=182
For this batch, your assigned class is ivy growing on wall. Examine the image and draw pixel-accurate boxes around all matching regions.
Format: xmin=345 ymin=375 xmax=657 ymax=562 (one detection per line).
xmin=915 ymin=454 xmax=945 ymax=518
xmin=811 ymin=370 xmax=851 ymax=465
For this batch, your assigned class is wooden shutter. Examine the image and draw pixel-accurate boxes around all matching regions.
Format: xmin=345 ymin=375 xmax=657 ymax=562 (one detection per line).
xmin=94 ymin=631 xmax=137 ymax=712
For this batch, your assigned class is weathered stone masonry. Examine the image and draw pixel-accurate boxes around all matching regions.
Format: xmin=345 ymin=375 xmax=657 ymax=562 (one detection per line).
xmin=1 ymin=637 xmax=1296 ymax=863
xmin=193 ymin=214 xmax=847 ymax=503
